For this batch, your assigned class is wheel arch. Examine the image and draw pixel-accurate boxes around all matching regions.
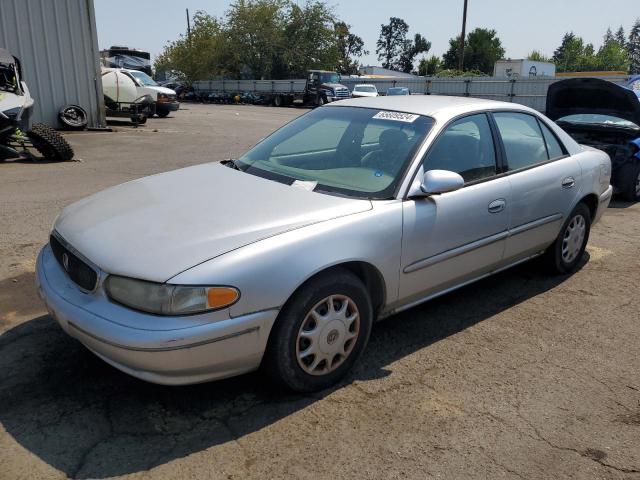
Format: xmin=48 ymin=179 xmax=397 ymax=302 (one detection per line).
xmin=578 ymin=193 xmax=599 ymax=221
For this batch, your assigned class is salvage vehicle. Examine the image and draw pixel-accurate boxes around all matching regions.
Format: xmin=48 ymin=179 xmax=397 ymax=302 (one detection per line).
xmin=0 ymin=48 xmax=73 ymax=161
xmin=193 ymin=70 xmax=351 ymax=107
xmin=352 ymin=84 xmax=379 ymax=98
xmin=102 ymin=68 xmax=179 ymax=119
xmin=547 ymin=78 xmax=640 ymax=201
xmin=387 ymin=87 xmax=411 ymax=96
xmin=36 ymin=96 xmax=612 ymax=392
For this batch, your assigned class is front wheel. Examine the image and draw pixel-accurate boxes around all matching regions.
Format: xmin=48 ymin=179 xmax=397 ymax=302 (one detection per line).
xmin=316 ymin=95 xmax=325 ymax=107
xmin=543 ymin=202 xmax=591 ymax=274
xmin=263 ymin=269 xmax=372 ymax=392
xmin=26 ymin=123 xmax=74 ymax=161
xmin=156 ymin=109 xmax=170 ymax=118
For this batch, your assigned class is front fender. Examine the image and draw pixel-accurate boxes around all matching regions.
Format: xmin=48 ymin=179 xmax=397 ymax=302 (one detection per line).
xmin=169 ymin=201 xmax=404 ymax=318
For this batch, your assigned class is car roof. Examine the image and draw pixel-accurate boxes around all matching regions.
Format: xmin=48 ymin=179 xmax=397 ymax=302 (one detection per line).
xmin=328 ymin=95 xmax=536 ymax=120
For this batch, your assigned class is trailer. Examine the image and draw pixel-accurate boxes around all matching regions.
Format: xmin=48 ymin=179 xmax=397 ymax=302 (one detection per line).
xmin=193 ymin=70 xmax=350 ymax=106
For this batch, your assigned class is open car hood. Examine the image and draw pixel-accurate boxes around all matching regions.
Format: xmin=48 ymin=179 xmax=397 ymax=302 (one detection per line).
xmin=546 ymin=78 xmax=640 ymax=126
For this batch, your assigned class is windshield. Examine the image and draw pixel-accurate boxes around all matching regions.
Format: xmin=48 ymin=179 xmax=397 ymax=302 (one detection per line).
xmin=129 ymin=70 xmax=158 ymax=87
xmin=558 ymin=114 xmax=639 ymax=129
xmin=0 ymin=65 xmax=18 ymax=93
xmin=319 ymin=73 xmax=340 ymax=84
xmin=388 ymin=88 xmax=409 ymax=95
xmin=236 ymin=107 xmax=434 ymax=199
xmin=355 ymin=86 xmax=377 ymax=93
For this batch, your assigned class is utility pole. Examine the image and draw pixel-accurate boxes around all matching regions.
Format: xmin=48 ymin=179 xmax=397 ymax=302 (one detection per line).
xmin=458 ymin=0 xmax=468 ymax=71
xmin=186 ymin=8 xmax=191 ymax=38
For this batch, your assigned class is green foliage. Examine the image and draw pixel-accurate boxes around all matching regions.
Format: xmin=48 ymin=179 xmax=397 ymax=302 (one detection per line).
xmin=376 ymin=17 xmax=430 ymax=73
xmin=154 ymin=0 xmax=367 ymax=81
xmin=553 ymin=29 xmax=629 ymax=72
xmin=418 ymin=55 xmax=441 ymax=76
xmin=334 ymin=21 xmax=368 ymax=75
xmin=629 ymin=19 xmax=640 ymax=74
xmin=434 ymin=69 xmax=486 ymax=77
xmin=442 ymin=28 xmax=505 ymax=74
xmin=527 ymin=51 xmax=551 ymax=63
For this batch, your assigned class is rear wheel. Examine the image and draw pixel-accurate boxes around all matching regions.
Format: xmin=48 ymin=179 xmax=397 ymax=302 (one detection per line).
xmin=26 ymin=123 xmax=74 ymax=161
xmin=156 ymin=110 xmax=170 ymax=118
xmin=263 ymin=269 xmax=372 ymax=392
xmin=543 ymin=202 xmax=591 ymax=274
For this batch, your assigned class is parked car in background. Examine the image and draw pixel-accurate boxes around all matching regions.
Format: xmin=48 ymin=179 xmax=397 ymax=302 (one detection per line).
xmin=352 ymin=84 xmax=379 ymax=98
xmin=102 ymin=68 xmax=179 ymax=118
xmin=547 ymin=77 xmax=640 ymax=201
xmin=387 ymin=87 xmax=411 ymax=96
xmin=36 ymin=96 xmax=611 ymax=393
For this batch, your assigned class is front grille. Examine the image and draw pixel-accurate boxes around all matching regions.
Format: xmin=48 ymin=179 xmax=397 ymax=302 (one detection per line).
xmin=50 ymin=234 xmax=98 ymax=291
xmin=335 ymin=88 xmax=350 ymax=98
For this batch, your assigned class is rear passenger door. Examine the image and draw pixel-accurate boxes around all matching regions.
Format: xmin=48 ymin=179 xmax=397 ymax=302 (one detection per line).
xmin=491 ymin=111 xmax=581 ymax=262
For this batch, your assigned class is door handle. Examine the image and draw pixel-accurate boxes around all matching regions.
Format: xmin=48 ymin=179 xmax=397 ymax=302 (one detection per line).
xmin=488 ymin=199 xmax=506 ymax=213
xmin=562 ymin=177 xmax=575 ymax=189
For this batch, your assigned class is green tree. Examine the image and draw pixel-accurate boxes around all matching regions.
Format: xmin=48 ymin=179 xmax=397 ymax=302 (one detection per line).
xmin=596 ymin=40 xmax=629 ymax=71
xmin=154 ymin=11 xmax=228 ymax=84
xmin=527 ymin=50 xmax=551 ymax=62
xmin=615 ymin=26 xmax=626 ymax=45
xmin=280 ymin=1 xmax=340 ymax=77
xmin=418 ymin=55 xmax=441 ymax=76
xmin=225 ymin=0 xmax=286 ymax=79
xmin=376 ymin=17 xmax=430 ymax=72
xmin=629 ymin=19 xmax=640 ymax=74
xmin=442 ymin=28 xmax=505 ymax=74
xmin=334 ymin=21 xmax=368 ymax=75
xmin=553 ymin=32 xmax=586 ymax=72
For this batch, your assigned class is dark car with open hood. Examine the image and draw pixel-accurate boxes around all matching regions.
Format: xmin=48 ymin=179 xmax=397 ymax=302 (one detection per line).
xmin=546 ymin=77 xmax=640 ymax=201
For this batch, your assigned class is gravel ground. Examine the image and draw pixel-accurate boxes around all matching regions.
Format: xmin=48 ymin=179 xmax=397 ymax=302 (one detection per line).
xmin=0 ymin=104 xmax=639 ymax=480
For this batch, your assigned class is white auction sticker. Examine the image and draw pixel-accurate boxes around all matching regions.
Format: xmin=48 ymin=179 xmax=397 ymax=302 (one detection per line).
xmin=372 ymin=111 xmax=419 ymax=123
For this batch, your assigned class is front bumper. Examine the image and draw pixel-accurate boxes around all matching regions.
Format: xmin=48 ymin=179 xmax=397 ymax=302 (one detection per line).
xmin=594 ymin=184 xmax=613 ymax=224
xmin=35 ymin=244 xmax=278 ymax=385
xmin=156 ymin=101 xmax=180 ymax=113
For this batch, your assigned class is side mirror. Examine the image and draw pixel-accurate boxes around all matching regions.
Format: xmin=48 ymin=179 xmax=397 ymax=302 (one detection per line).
xmin=409 ymin=169 xmax=464 ymax=197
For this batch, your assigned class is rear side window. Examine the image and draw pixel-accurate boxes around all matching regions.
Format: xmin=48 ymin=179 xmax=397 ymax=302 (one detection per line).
xmin=539 ymin=121 xmax=565 ymax=159
xmin=494 ymin=112 xmax=548 ymax=171
xmin=423 ymin=113 xmax=497 ymax=182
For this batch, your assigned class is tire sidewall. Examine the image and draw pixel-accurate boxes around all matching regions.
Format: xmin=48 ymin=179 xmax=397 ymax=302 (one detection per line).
xmin=265 ymin=270 xmax=372 ymax=392
xmin=553 ymin=203 xmax=591 ymax=274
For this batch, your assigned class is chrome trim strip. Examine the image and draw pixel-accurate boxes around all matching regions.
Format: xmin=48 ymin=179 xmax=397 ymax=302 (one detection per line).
xmin=389 ymin=252 xmax=544 ymax=317
xmin=67 ymin=321 xmax=260 ymax=352
xmin=509 ymin=213 xmax=563 ymax=236
xmin=403 ymin=230 xmax=508 ymax=273
xmin=403 ymin=213 xmax=563 ymax=274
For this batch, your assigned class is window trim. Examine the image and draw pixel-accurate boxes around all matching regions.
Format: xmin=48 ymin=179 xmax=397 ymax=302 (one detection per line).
xmin=489 ymin=110 xmax=570 ymax=175
xmin=403 ymin=111 xmax=502 ymax=198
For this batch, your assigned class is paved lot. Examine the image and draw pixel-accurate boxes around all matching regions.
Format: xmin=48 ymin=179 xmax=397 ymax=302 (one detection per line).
xmin=1 ymin=104 xmax=639 ymax=480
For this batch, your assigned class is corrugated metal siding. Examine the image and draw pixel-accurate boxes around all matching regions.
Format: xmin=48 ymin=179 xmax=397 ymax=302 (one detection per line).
xmin=0 ymin=0 xmax=104 ymax=128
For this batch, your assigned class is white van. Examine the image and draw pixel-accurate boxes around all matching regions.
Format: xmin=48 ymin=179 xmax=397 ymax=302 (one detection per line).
xmin=101 ymin=68 xmax=179 ymax=117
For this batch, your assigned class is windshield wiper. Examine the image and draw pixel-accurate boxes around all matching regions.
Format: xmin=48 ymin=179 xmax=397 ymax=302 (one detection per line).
xmin=222 ymin=158 xmax=242 ymax=171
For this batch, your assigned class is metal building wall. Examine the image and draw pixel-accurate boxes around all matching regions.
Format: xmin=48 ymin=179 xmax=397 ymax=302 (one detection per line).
xmin=0 ymin=0 xmax=105 ymax=128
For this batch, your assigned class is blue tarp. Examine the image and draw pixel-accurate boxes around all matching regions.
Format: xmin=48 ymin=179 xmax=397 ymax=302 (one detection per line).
xmin=627 ymin=76 xmax=640 ymax=99
xmin=630 ymin=137 xmax=640 ymax=160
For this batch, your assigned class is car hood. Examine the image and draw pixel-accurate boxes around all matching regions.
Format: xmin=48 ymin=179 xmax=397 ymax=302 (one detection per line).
xmin=546 ymin=78 xmax=640 ymax=126
xmin=148 ymin=86 xmax=176 ymax=95
xmin=322 ymin=83 xmax=348 ymax=90
xmin=54 ymin=162 xmax=372 ymax=282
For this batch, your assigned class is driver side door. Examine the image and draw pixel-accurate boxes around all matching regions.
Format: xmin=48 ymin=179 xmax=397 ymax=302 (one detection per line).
xmin=398 ymin=113 xmax=511 ymax=305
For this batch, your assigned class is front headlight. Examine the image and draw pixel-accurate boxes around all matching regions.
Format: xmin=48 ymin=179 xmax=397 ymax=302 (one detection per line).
xmin=104 ymin=276 xmax=239 ymax=315
xmin=157 ymin=93 xmax=169 ymax=103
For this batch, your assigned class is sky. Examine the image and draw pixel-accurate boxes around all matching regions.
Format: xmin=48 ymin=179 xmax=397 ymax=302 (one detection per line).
xmin=94 ymin=0 xmax=640 ymax=68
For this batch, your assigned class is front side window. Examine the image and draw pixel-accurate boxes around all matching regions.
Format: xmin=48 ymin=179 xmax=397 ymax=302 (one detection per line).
xmin=422 ymin=113 xmax=497 ymax=182
xmin=494 ymin=112 xmax=548 ymax=171
xmin=237 ymin=107 xmax=434 ymax=199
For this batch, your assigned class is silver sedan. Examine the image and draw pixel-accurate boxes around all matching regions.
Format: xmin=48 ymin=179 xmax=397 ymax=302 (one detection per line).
xmin=36 ymin=96 xmax=613 ymax=392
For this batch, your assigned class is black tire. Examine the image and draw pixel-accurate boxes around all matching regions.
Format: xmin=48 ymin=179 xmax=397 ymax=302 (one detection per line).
xmin=262 ymin=268 xmax=373 ymax=392
xmin=618 ymin=161 xmax=640 ymax=202
xmin=58 ymin=105 xmax=87 ymax=130
xmin=317 ymin=95 xmax=325 ymax=107
xmin=130 ymin=115 xmax=147 ymax=125
xmin=543 ymin=202 xmax=591 ymax=274
xmin=156 ymin=110 xmax=170 ymax=118
xmin=273 ymin=95 xmax=283 ymax=107
xmin=26 ymin=123 xmax=74 ymax=161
